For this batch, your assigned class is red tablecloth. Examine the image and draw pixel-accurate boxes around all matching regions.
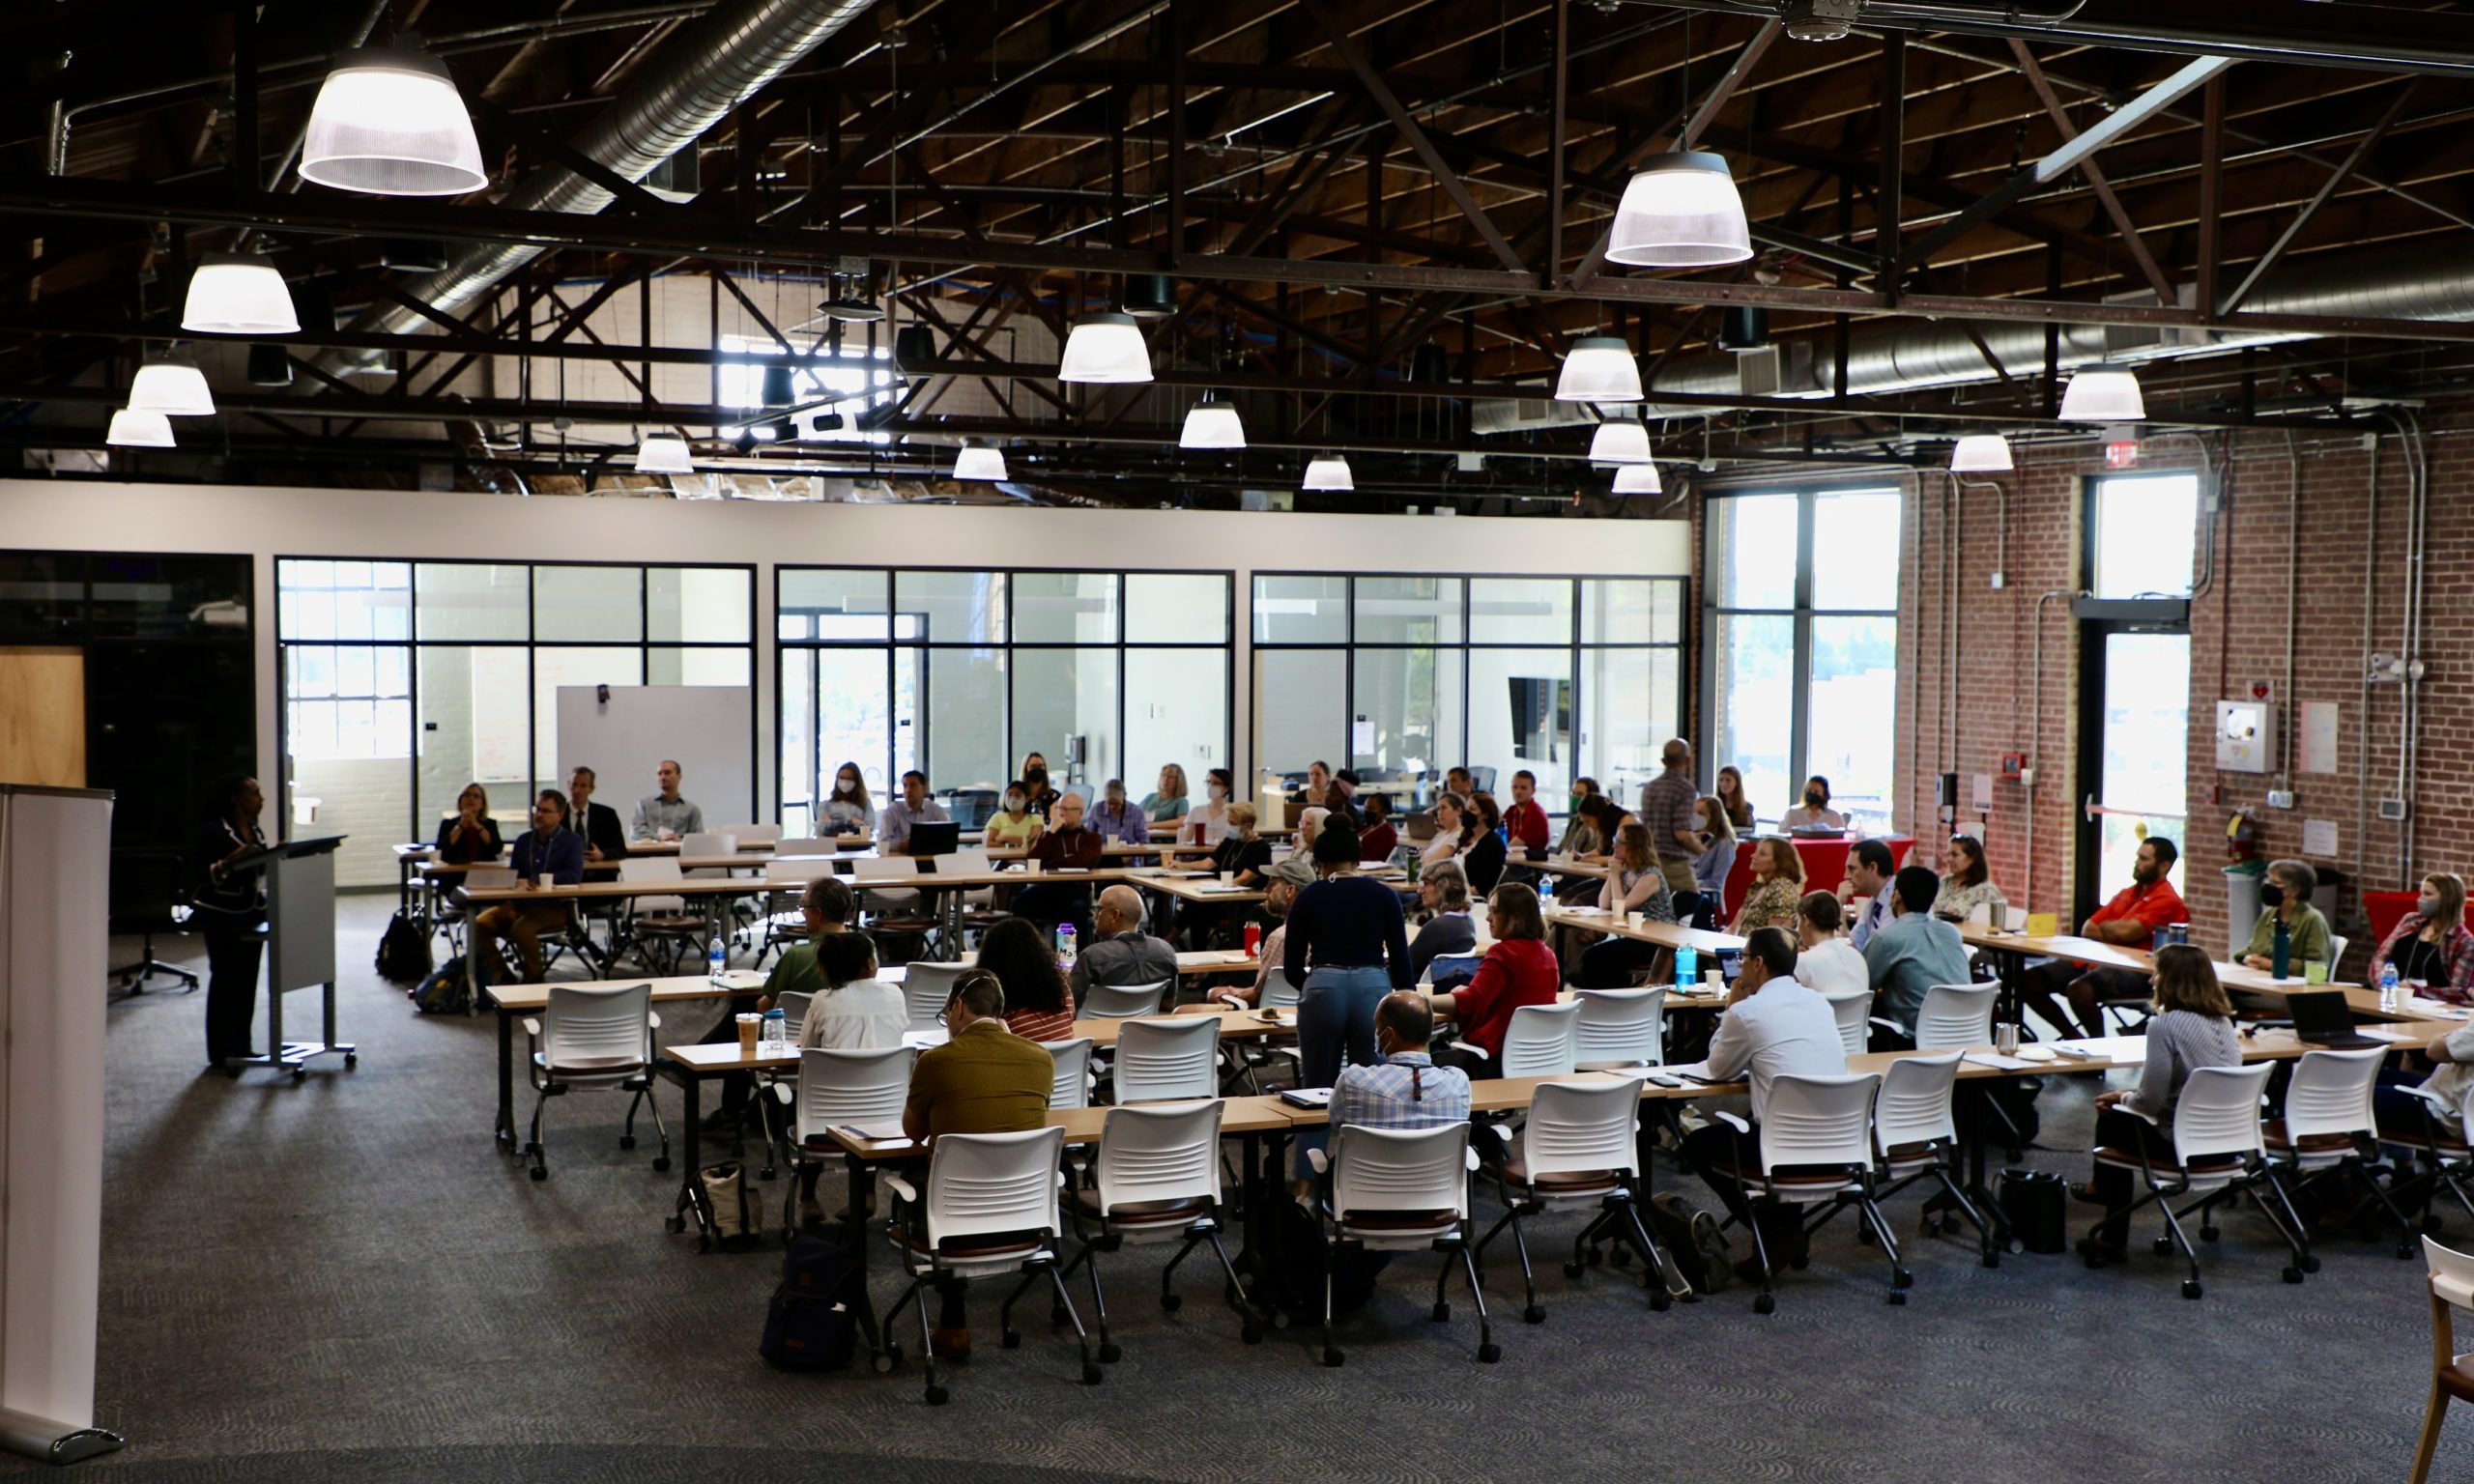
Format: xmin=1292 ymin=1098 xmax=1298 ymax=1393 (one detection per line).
xmin=2364 ymin=890 xmax=2474 ymax=948
xmin=1721 ymin=834 xmax=1915 ymax=921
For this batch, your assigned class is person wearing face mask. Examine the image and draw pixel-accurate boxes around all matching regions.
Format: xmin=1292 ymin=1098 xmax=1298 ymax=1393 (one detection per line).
xmin=2238 ymin=858 xmax=2331 ymax=977
xmin=1018 ymin=752 xmax=1061 ymax=819
xmin=1185 ymin=767 xmax=1234 ymax=846
xmin=820 ymin=760 xmax=875 ymax=839
xmin=2016 ymin=836 xmax=2186 ymax=1040
xmin=1087 ymin=778 xmax=1149 ymax=846
xmin=2371 ymin=871 xmax=2474 ymax=1003
xmin=1689 ymin=792 xmax=1737 ymax=907
xmin=1558 ymin=778 xmax=1601 ymax=851
xmin=1184 ymin=856 xmax=1316 ymax=1012
xmin=985 ymin=783 xmax=1045 ymax=848
xmin=1781 ymin=775 xmax=1846 ymax=833
xmin=1357 ymin=793 xmax=1399 ymax=864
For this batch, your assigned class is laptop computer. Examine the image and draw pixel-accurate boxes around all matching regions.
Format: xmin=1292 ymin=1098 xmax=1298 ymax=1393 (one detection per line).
xmin=2286 ymin=989 xmax=2380 ymax=1048
xmin=906 ymin=820 xmax=961 ymax=858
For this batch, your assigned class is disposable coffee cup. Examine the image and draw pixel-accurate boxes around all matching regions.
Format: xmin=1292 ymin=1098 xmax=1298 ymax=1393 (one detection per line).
xmin=735 ymin=1013 xmax=761 ymax=1054
xmin=1221 ymin=870 xmax=1235 ymax=885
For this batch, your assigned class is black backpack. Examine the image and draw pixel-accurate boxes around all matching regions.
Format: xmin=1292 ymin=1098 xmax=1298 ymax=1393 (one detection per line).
xmin=1254 ymin=1196 xmax=1389 ymax=1321
xmin=412 ymin=955 xmax=481 ymax=1015
xmin=760 ymin=1236 xmax=864 ymax=1371
xmin=376 ymin=910 xmax=432 ymax=985
xmin=1645 ymin=1191 xmax=1734 ymax=1295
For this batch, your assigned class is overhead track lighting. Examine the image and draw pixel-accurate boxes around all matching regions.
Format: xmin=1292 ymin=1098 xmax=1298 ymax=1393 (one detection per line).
xmin=299 ymin=45 xmax=487 ymax=197
xmin=634 ymin=433 xmax=694 ymax=474
xmin=1058 ymin=311 xmax=1153 ymax=384
xmin=106 ymin=409 xmax=176 ymax=448
xmin=954 ymin=444 xmax=1008 ymax=480
xmin=1612 ymin=463 xmax=1662 ymax=496
xmin=2058 ymin=363 xmax=2145 ymax=422
xmin=182 ymin=252 xmax=299 ymax=335
xmin=1606 ymin=152 xmax=1753 ymax=269
xmin=127 ymin=354 xmax=214 ymax=416
xmin=1950 ymin=434 xmax=2014 ymax=472
xmin=1302 ymin=454 xmax=1354 ymax=492
xmin=1588 ymin=418 xmax=1653 ymax=465
xmin=1180 ymin=397 xmax=1246 ymax=450
xmin=1556 ymin=336 xmax=1644 ymax=402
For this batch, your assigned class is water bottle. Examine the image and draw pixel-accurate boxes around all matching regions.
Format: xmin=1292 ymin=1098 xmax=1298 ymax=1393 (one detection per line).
xmin=1676 ymin=944 xmax=1699 ymax=990
xmin=2271 ymin=918 xmax=2291 ymax=982
xmin=1056 ymin=923 xmax=1079 ymax=972
xmin=762 ymin=1006 xmax=787 ymax=1050
xmin=707 ymin=934 xmax=728 ymax=985
xmin=2381 ymin=962 xmax=2402 ymax=1013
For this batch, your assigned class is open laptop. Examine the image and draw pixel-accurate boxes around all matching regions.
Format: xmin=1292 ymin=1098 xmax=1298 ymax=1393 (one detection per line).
xmin=906 ymin=820 xmax=961 ymax=858
xmin=2286 ymin=989 xmax=2380 ymax=1048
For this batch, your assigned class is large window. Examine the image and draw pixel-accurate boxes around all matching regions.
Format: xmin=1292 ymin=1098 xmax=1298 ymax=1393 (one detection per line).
xmin=1252 ymin=574 xmax=1686 ymax=811
xmin=1706 ymin=487 xmax=1902 ymax=831
xmin=2079 ymin=472 xmax=2198 ymax=908
xmin=277 ymin=559 xmax=755 ymax=886
xmin=777 ymin=568 xmax=1231 ymax=835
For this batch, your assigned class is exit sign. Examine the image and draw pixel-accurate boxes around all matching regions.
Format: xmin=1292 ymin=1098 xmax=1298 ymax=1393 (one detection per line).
xmin=2105 ymin=439 xmax=2141 ymax=469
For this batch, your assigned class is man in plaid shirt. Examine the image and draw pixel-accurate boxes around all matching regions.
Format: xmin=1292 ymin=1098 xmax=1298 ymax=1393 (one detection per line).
xmin=1330 ymin=992 xmax=1472 ymax=1131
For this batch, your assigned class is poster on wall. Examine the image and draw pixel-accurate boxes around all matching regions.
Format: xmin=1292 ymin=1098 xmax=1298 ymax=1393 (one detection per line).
xmin=2298 ymin=700 xmax=2340 ymax=775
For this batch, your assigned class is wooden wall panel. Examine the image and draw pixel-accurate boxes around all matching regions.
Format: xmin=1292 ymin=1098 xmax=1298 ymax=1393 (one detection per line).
xmin=0 ymin=649 xmax=85 ymax=787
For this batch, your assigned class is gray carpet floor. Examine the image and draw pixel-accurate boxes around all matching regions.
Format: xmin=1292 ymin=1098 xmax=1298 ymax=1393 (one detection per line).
xmin=25 ymin=895 xmax=2467 ymax=1481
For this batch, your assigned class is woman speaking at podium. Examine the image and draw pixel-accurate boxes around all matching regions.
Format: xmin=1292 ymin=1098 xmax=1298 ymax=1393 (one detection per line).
xmin=194 ymin=774 xmax=269 ymax=1075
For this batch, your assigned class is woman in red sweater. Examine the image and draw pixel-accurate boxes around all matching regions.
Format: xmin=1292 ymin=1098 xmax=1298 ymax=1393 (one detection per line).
xmin=1430 ymin=881 xmax=1562 ymax=1077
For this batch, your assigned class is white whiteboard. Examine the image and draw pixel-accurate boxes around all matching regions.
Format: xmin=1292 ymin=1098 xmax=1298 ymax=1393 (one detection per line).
xmin=556 ymin=686 xmax=755 ymax=827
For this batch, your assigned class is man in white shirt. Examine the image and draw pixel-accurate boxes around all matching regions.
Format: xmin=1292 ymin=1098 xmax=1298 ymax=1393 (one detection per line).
xmin=1676 ymin=926 xmax=1849 ymax=1278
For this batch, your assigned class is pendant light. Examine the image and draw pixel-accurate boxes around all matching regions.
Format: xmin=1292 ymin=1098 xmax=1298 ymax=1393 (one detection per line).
xmin=106 ymin=408 xmax=176 ymax=448
xmin=1612 ymin=462 xmax=1662 ymax=495
xmin=246 ymin=344 xmax=295 ymax=387
xmin=128 ymin=353 xmax=214 ymax=416
xmin=2058 ymin=363 xmax=2145 ymax=422
xmin=299 ymin=45 xmax=487 ymax=197
xmin=760 ymin=363 xmax=796 ymax=409
xmin=633 ymin=433 xmax=694 ymax=474
xmin=953 ymin=443 xmax=1008 ymax=480
xmin=816 ymin=273 xmax=883 ymax=323
xmin=1950 ymin=434 xmax=2014 ymax=472
xmin=1302 ymin=454 xmax=1354 ymax=492
xmin=1058 ymin=311 xmax=1152 ymax=384
xmin=1588 ymin=418 xmax=1653 ymax=465
xmin=182 ymin=251 xmax=299 ymax=335
xmin=1606 ymin=152 xmax=1753 ymax=268
xmin=1180 ymin=397 xmax=1246 ymax=450
xmin=1555 ymin=336 xmax=1643 ymax=402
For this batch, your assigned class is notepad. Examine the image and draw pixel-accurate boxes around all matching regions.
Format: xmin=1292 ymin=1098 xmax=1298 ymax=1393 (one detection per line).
xmin=2024 ymin=912 xmax=2059 ymax=937
xmin=1278 ymin=1088 xmax=1335 ymax=1107
xmin=834 ymin=1122 xmax=910 ymax=1143
xmin=1963 ymin=1051 xmax=2038 ymax=1071
xmin=2361 ymin=1026 xmax=2422 ymax=1042
xmin=716 ymin=969 xmax=768 ymax=992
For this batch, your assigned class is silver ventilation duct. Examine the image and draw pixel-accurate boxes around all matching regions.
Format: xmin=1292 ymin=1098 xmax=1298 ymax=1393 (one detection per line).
xmin=1476 ymin=240 xmax=2474 ymax=435
xmin=314 ymin=0 xmax=877 ymax=377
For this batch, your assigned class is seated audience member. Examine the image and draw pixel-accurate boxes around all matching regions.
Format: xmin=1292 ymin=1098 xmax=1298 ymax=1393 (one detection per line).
xmin=1179 ymin=802 xmax=1271 ymax=949
xmin=1358 ymin=793 xmax=1399 ymax=863
xmin=1296 ymin=807 xmax=1329 ymax=861
xmin=1328 ymin=991 xmax=1473 ymax=1134
xmin=1184 ymin=768 xmax=1234 ymax=846
xmin=436 ymin=783 xmax=503 ymax=865
xmin=1502 ymin=770 xmax=1551 ymax=857
xmin=1429 ymin=884 xmax=1560 ymax=1077
xmin=1017 ymin=790 xmax=1104 ymax=928
xmin=1075 ymin=885 xmax=1179 ymax=998
xmin=1444 ymin=766 xmax=1476 ymax=801
xmin=1292 ymin=759 xmax=1337 ymax=811
xmin=820 ymin=761 xmax=875 ymax=839
xmin=2074 ymin=946 xmax=2240 ymax=1265
xmin=1680 ymin=927 xmax=1847 ymax=1280
xmin=1409 ymin=860 xmax=1479 ymax=981
xmin=877 ymin=769 xmax=950 ymax=854
xmin=1327 ymin=768 xmax=1365 ymax=828
xmin=1690 ymin=792 xmax=1737 ymax=908
xmin=1461 ymin=791 xmax=1509 ymax=895
xmin=984 ymin=783 xmax=1045 ymax=848
xmin=1862 ymin=865 xmax=1972 ymax=1045
xmin=1557 ymin=782 xmax=1603 ymax=857
xmin=1569 ymin=823 xmax=1679 ymax=988
xmin=475 ymin=790 xmax=585 ymax=985
xmin=1140 ymin=763 xmax=1191 ymax=832
xmin=1838 ymin=839 xmax=1900 ymax=950
xmin=1188 ymin=857 xmax=1316 ymax=1012
xmin=2372 ymin=871 xmax=2474 ymax=1003
xmin=1714 ymin=764 xmax=1758 ymax=833
xmin=2238 ymin=857 xmax=2332 ymax=975
xmin=799 ymin=932 xmax=906 ymax=1050
xmin=2375 ymin=1007 xmax=2474 ymax=1149
xmin=2017 ymin=836 xmax=2185 ymax=1040
xmin=632 ymin=758 xmax=704 ymax=841
xmin=699 ymin=876 xmax=855 ymax=1134
xmin=976 ymin=916 xmax=1078 ymax=1042
xmin=1781 ymin=774 xmax=1846 ymax=832
xmin=1088 ymin=779 xmax=1149 ymax=847
xmin=1733 ymin=837 xmax=1806 ymax=936
xmin=566 ymin=767 xmax=628 ymax=877
xmin=1018 ymin=752 xmax=1061 ymax=820
xmin=1791 ymin=890 xmax=1869 ymax=1002
xmin=1932 ymin=834 xmax=2009 ymax=925
xmin=1420 ymin=792 xmax=1472 ymax=870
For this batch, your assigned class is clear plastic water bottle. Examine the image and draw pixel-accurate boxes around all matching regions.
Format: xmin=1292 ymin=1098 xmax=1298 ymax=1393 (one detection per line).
xmin=1056 ymin=923 xmax=1079 ymax=972
xmin=2381 ymin=961 xmax=2401 ymax=1013
xmin=762 ymin=1006 xmax=787 ymax=1050
xmin=707 ymin=934 xmax=727 ymax=985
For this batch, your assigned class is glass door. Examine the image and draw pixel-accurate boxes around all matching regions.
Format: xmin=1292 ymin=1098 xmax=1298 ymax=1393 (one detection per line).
xmin=2080 ymin=630 xmax=2191 ymax=907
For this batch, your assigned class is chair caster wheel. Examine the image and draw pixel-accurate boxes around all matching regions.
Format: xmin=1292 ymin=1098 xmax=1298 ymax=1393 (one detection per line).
xmin=1322 ymin=1348 xmax=1345 ymax=1368
xmin=871 ymin=1351 xmax=896 ymax=1374
xmin=1649 ymin=1289 xmax=1672 ymax=1312
xmin=1160 ymin=1293 xmax=1183 ymax=1312
xmin=1270 ymin=1311 xmax=1291 ymax=1330
xmin=1430 ymin=1302 xmax=1451 ymax=1323
xmin=881 ymin=1343 xmax=903 ymax=1367
xmin=1585 ymin=1247 xmax=1603 ymax=1267
xmin=1886 ymin=1291 xmax=1907 ymax=1305
xmin=1241 ymin=1322 xmax=1264 ymax=1343
xmin=291 ymin=1068 xmax=306 ymax=1083
xmin=651 ymin=1156 xmax=671 ymax=1173
xmin=925 ymin=1384 xmax=950 ymax=1406
xmin=1563 ymin=1261 xmax=1586 ymax=1279
xmin=2400 ymin=1244 xmax=2418 ymax=1261
xmin=2282 ymin=1267 xmax=2304 ymax=1284
xmin=2153 ymin=1237 xmax=2174 ymax=1256
xmin=2181 ymin=1279 xmax=2203 ymax=1300
xmin=1980 ymin=1251 xmax=2000 ymax=1270
xmin=1522 ymin=1304 xmax=1545 ymax=1325
xmin=1082 ymin=1363 xmax=1104 ymax=1385
xmin=2200 ymin=1225 xmax=2220 ymax=1242
xmin=1223 ymin=1283 xmax=1243 ymax=1307
xmin=666 ymin=1216 xmax=684 ymax=1234
xmin=2301 ymin=1255 xmax=2321 ymax=1273
xmin=2426 ymin=1214 xmax=2447 ymax=1235
xmin=1000 ymin=1330 xmax=1021 ymax=1350
xmin=759 ymin=1165 xmax=777 ymax=1182
xmin=1857 ymin=1225 xmax=1876 ymax=1245
xmin=1477 ymin=1343 xmax=1502 ymax=1363
xmin=344 ymin=1053 xmax=359 ymax=1069
xmin=529 ymin=1166 xmax=547 ymax=1183
xmin=1788 ymin=1254 xmax=1810 ymax=1271
xmin=1050 ymin=1305 xmax=1070 ymax=1327
xmin=1752 ymin=1293 xmax=1776 ymax=1315
xmin=1097 ymin=1342 xmax=1122 ymax=1363
xmin=619 ymin=1135 xmax=636 ymax=1151
xmin=1893 ymin=1270 xmax=1913 ymax=1290
xmin=1609 ymin=1246 xmax=1631 ymax=1268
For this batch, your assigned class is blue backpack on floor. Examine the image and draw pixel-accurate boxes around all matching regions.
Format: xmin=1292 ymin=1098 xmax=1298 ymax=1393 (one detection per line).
xmin=760 ymin=1235 xmax=863 ymax=1371
xmin=413 ymin=954 xmax=483 ymax=1015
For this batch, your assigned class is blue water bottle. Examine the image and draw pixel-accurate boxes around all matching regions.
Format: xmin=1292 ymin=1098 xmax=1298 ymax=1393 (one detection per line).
xmin=1676 ymin=944 xmax=1699 ymax=990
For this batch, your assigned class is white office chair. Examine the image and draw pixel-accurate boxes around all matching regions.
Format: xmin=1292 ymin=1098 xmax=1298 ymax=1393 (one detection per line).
xmin=1496 ymin=1001 xmax=1581 ymax=1078
xmin=2327 ymin=933 xmax=2352 ymax=974
xmin=1309 ymin=1122 xmax=1496 ymax=1366
xmin=851 ymin=855 xmax=926 ymax=922
xmin=521 ymin=982 xmax=667 ymax=1183
xmin=1259 ymin=967 xmax=1303 ymax=1010
xmin=1708 ymin=1071 xmax=1893 ymax=1313
xmin=2412 ymin=1236 xmax=2474 ymax=1483
xmin=445 ymin=866 xmax=517 ymax=955
xmin=1046 ymin=1037 xmax=1096 ymax=1110
xmin=881 ymin=1127 xmax=1096 ymax=1404
xmin=1080 ymin=979 xmax=1174 ymax=1019
xmin=773 ymin=989 xmax=814 ymax=1043
xmin=1478 ymin=1077 xmax=1682 ymax=1323
xmin=1869 ymin=1052 xmax=1997 ymax=1266
xmin=774 ymin=1043 xmax=918 ymax=1237
xmin=1900 ymin=983 xmax=1998 ymax=1052
xmin=1827 ymin=990 xmax=1873 ymax=1059
xmin=900 ymin=961 xmax=972 ymax=1032
xmin=755 ymin=859 xmax=837 ymax=962
xmin=2088 ymin=1062 xmax=2303 ymax=1298
xmin=1110 ymin=1017 xmax=1222 ymax=1103
xmin=2387 ymin=1082 xmax=2474 ymax=1238
xmin=2265 ymin=1045 xmax=2412 ymax=1260
xmin=1573 ymin=988 xmax=1664 ymax=1068
xmin=1058 ymin=1099 xmax=1262 ymax=1362
xmin=615 ymin=858 xmax=705 ymax=973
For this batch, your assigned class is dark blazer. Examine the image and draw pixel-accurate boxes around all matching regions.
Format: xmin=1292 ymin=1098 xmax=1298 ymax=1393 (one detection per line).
xmin=573 ymin=800 xmax=628 ymax=867
xmin=434 ymin=815 xmax=503 ymax=865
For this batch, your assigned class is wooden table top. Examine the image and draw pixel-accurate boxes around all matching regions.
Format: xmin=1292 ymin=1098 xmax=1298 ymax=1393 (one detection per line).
xmin=1542 ymin=904 xmax=1746 ymax=955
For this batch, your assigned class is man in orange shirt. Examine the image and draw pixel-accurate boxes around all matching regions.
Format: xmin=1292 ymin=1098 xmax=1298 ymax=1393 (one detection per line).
xmin=2017 ymin=837 xmax=2186 ymax=1039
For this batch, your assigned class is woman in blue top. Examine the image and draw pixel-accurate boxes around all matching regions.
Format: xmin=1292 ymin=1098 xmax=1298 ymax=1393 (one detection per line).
xmin=1284 ymin=817 xmax=1414 ymax=1173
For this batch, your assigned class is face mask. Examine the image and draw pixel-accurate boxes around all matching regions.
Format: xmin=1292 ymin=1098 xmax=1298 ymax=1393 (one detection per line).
xmin=1209 ymin=784 xmax=1227 ymax=801
xmin=2258 ymin=883 xmax=2285 ymax=909
xmin=1005 ymin=796 xmax=1024 ymax=813
xmin=1804 ymin=790 xmax=1825 ymax=807
xmin=2420 ymin=895 xmax=2443 ymax=918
